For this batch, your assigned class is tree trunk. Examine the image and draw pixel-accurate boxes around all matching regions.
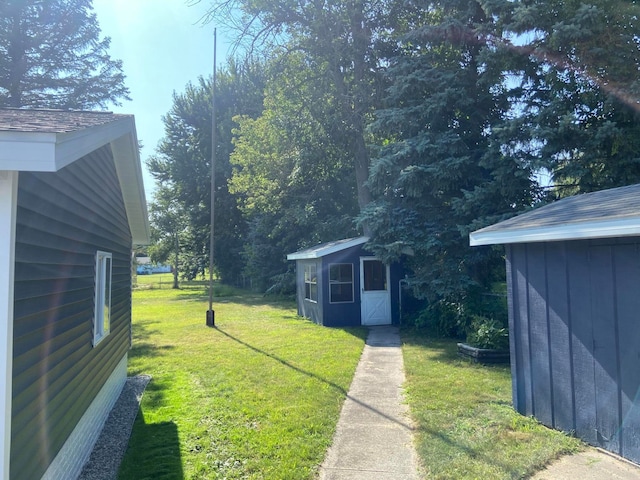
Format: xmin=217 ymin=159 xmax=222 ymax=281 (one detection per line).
xmin=172 ymin=234 xmax=179 ymax=289
xmin=354 ymin=131 xmax=372 ymax=235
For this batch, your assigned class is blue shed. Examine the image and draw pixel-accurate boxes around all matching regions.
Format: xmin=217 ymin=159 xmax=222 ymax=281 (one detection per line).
xmin=287 ymin=237 xmax=403 ymax=327
xmin=470 ymin=183 xmax=640 ymax=465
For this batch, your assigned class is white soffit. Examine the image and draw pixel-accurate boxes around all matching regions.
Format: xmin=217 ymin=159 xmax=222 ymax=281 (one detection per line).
xmin=470 ymin=217 xmax=640 ymax=246
xmin=0 ymin=115 xmax=150 ymax=246
xmin=0 ymin=117 xmax=132 ymax=171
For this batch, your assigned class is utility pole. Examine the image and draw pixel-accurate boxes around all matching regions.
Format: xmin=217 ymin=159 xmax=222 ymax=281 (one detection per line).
xmin=207 ymin=28 xmax=217 ymax=327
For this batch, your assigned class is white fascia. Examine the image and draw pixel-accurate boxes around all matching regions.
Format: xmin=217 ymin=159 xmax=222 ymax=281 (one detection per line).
xmin=0 ymin=117 xmax=133 ymax=172
xmin=0 ymin=117 xmax=150 ymax=246
xmin=110 ymin=126 xmax=150 ymax=245
xmin=287 ymin=237 xmax=369 ymax=260
xmin=0 ymin=171 xmax=17 ymax=479
xmin=469 ymin=217 xmax=640 ymax=246
xmin=0 ymin=132 xmax=58 ymax=171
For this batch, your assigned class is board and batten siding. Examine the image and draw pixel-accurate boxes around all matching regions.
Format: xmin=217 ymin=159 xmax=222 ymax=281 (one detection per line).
xmin=11 ymin=145 xmax=132 ymax=480
xmin=506 ymin=238 xmax=640 ymax=463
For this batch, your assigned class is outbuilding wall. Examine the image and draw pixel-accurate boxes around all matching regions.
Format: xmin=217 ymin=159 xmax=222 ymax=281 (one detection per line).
xmin=12 ymin=145 xmax=133 ymax=480
xmin=506 ymin=237 xmax=640 ymax=463
xmin=320 ymin=246 xmax=363 ymax=328
xmin=295 ymin=244 xmax=403 ymax=327
xmin=295 ymin=259 xmax=323 ymax=325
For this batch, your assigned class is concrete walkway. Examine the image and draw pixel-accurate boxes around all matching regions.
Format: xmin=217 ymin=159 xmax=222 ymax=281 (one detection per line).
xmin=319 ymin=326 xmax=421 ymax=480
xmin=532 ymin=448 xmax=640 ymax=480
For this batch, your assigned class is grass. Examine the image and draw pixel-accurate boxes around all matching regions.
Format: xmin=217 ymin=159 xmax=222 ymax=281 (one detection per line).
xmin=118 ymin=277 xmax=367 ymax=479
xmin=122 ymin=275 xmax=583 ymax=479
xmin=401 ymin=329 xmax=583 ymax=479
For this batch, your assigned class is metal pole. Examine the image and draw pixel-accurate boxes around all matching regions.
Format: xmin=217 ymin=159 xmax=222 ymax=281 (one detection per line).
xmin=207 ymin=28 xmax=217 ymax=327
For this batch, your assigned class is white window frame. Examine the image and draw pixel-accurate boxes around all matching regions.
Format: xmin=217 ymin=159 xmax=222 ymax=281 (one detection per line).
xmin=329 ymin=263 xmax=354 ymax=304
xmin=93 ymin=251 xmax=112 ymax=346
xmin=304 ymin=264 xmax=318 ymax=303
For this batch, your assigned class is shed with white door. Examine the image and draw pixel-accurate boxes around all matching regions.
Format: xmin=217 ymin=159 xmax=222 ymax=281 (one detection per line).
xmin=287 ymin=237 xmax=403 ymax=327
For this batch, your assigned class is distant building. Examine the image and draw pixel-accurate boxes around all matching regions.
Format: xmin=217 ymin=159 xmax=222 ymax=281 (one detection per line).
xmin=135 ymin=256 xmax=172 ymax=274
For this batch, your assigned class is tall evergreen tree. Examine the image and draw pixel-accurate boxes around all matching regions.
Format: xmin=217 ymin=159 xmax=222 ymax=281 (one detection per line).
xmin=0 ymin=0 xmax=129 ymax=108
xmin=506 ymin=0 xmax=640 ymax=195
xmin=360 ymin=0 xmax=541 ymax=307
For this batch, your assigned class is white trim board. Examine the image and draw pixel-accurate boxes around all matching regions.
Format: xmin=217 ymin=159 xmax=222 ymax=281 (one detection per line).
xmin=0 ymin=171 xmax=17 ymax=479
xmin=470 ymin=217 xmax=640 ymax=246
xmin=287 ymin=237 xmax=369 ymax=260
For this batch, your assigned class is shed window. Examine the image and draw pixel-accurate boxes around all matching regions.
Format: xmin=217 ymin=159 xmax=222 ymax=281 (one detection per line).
xmin=304 ymin=264 xmax=318 ymax=302
xmin=329 ymin=263 xmax=354 ymax=303
xmin=93 ymin=251 xmax=112 ymax=346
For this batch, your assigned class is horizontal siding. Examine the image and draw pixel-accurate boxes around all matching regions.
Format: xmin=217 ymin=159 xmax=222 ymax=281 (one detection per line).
xmin=11 ymin=145 xmax=133 ymax=480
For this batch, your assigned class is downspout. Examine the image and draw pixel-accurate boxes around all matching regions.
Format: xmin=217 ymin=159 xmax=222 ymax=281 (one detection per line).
xmin=399 ymin=276 xmax=409 ymax=326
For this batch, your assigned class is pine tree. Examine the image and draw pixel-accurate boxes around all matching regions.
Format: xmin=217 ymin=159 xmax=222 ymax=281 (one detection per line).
xmin=0 ymin=0 xmax=129 ymax=109
xmin=360 ymin=0 xmax=540 ymax=308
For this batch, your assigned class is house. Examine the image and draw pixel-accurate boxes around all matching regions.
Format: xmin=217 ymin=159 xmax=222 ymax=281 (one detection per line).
xmin=0 ymin=108 xmax=150 ymax=480
xmin=287 ymin=237 xmax=403 ymax=327
xmin=470 ymin=183 xmax=640 ymax=464
xmin=135 ymin=256 xmax=172 ymax=275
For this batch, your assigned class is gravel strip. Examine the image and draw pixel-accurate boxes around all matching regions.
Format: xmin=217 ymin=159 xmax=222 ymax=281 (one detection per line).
xmin=78 ymin=375 xmax=151 ymax=480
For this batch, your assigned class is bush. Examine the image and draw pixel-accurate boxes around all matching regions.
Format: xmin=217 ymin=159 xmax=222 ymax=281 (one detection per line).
xmin=411 ymin=299 xmax=468 ymax=338
xmin=466 ymin=315 xmax=509 ymax=350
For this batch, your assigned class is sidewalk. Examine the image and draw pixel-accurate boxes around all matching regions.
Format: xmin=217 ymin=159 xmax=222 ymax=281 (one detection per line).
xmin=319 ymin=326 xmax=421 ymax=480
xmin=532 ymin=448 xmax=640 ymax=480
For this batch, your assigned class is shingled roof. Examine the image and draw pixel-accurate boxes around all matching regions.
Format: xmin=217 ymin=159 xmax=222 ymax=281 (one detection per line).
xmin=0 ymin=108 xmax=130 ymax=133
xmin=470 ymin=183 xmax=640 ymax=246
xmin=0 ymin=107 xmax=149 ymax=244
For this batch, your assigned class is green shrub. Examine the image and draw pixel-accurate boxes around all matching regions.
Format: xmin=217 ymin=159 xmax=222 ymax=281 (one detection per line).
xmin=466 ymin=315 xmax=509 ymax=350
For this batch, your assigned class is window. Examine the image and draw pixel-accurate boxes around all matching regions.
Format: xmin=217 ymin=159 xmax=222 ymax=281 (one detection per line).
xmin=304 ymin=264 xmax=318 ymax=302
xmin=93 ymin=251 xmax=112 ymax=346
xmin=363 ymin=259 xmax=387 ymax=291
xmin=329 ymin=263 xmax=354 ymax=303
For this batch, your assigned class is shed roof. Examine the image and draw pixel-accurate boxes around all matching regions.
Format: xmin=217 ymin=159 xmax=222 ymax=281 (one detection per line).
xmin=0 ymin=108 xmax=150 ymax=244
xmin=287 ymin=237 xmax=369 ymax=260
xmin=470 ymin=183 xmax=640 ymax=246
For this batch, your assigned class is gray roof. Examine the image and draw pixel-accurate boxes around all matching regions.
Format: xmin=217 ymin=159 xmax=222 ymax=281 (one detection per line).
xmin=0 ymin=108 xmax=150 ymax=244
xmin=0 ymin=108 xmax=130 ymax=133
xmin=470 ymin=183 xmax=640 ymax=246
xmin=287 ymin=237 xmax=369 ymax=260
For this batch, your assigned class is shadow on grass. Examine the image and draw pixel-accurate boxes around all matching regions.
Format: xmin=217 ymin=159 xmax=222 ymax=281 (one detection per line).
xmin=118 ymin=409 xmax=183 ymax=480
xmin=417 ymin=424 xmax=527 ymax=478
xmin=158 ymin=281 xmax=297 ymax=308
xmin=216 ymin=327 xmax=414 ymax=431
xmin=129 ymin=322 xmax=177 ymax=370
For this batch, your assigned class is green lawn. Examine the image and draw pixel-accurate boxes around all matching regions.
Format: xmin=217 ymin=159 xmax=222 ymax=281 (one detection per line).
xmin=401 ymin=330 xmax=583 ymax=479
xmin=118 ymin=279 xmax=366 ymax=479
xmin=120 ymin=277 xmax=582 ymax=479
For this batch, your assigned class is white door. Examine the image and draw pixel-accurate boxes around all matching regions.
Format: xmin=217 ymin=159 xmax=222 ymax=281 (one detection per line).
xmin=360 ymin=257 xmax=392 ymax=325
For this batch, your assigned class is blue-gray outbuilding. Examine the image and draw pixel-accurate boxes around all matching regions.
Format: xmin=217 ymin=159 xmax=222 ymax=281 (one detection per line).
xmin=470 ymin=183 xmax=640 ymax=465
xmin=287 ymin=237 xmax=404 ymax=327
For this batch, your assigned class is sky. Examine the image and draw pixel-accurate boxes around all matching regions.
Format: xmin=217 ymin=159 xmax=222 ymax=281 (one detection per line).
xmin=92 ymin=0 xmax=232 ymax=199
